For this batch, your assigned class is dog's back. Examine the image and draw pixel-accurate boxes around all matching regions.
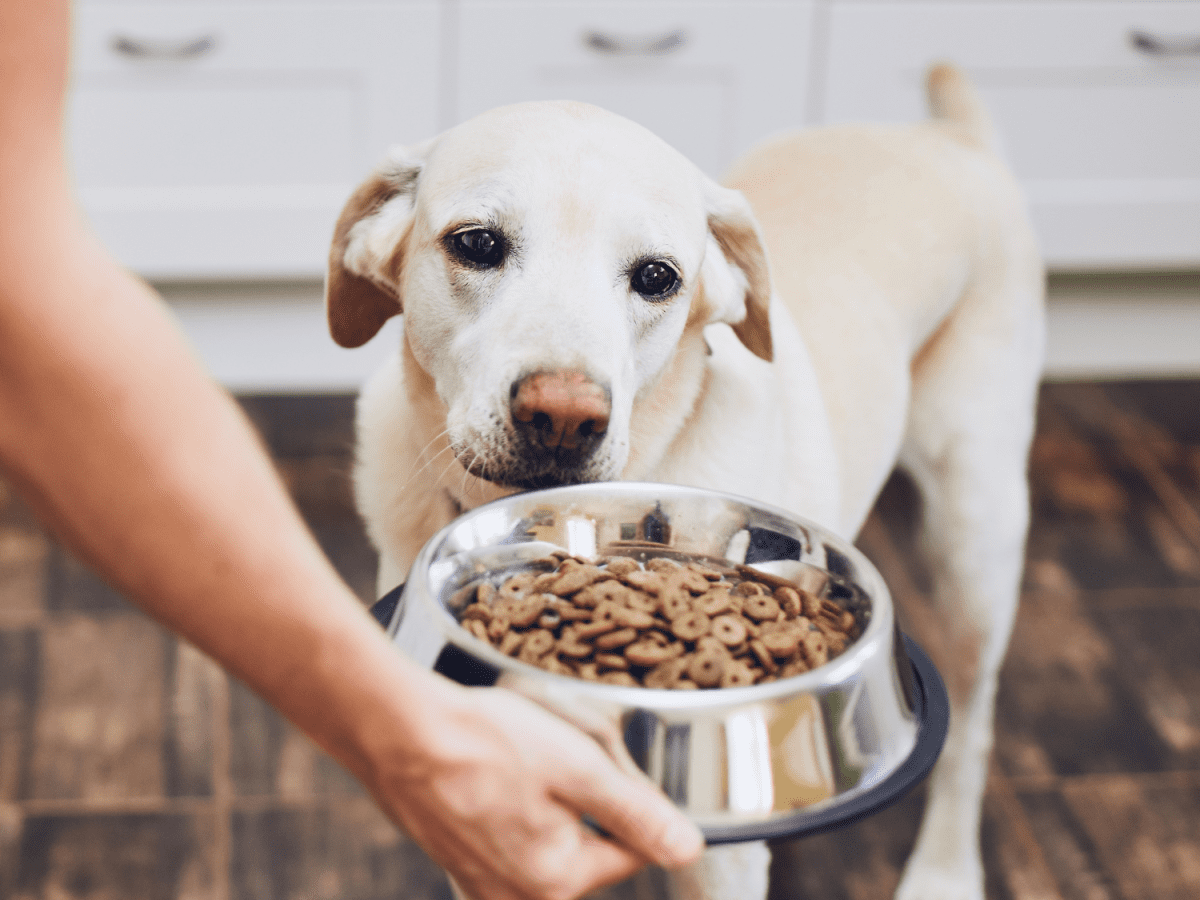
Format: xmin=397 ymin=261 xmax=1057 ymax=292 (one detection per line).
xmin=725 ymin=64 xmax=1044 ymax=533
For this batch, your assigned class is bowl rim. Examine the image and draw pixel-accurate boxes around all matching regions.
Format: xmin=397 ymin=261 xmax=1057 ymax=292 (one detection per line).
xmin=402 ymin=481 xmax=900 ymax=710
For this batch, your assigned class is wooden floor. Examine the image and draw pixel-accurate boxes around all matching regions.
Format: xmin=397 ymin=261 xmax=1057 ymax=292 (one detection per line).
xmin=1 ymin=380 xmax=1198 ymax=900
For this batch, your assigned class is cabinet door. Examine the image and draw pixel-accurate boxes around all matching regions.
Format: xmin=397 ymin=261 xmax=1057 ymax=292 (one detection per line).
xmin=454 ymin=1 xmax=817 ymax=179
xmin=68 ymin=2 xmax=440 ymax=279
xmin=821 ymin=1 xmax=1200 ymax=270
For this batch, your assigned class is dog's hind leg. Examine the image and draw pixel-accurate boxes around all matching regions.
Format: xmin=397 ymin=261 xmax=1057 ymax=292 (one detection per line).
xmin=891 ymin=275 xmax=1043 ymax=900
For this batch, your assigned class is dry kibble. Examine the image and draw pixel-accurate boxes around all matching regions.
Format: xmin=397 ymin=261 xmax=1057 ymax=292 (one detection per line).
xmin=455 ymin=551 xmax=858 ymax=689
xmin=625 ymin=640 xmax=677 ymax=667
xmin=711 ymin=614 xmax=748 ymax=647
xmin=645 ymin=656 xmax=690 ymax=688
xmin=761 ymin=628 xmax=802 ymax=659
xmin=499 ymin=572 xmax=535 ymax=600
xmin=600 ymin=671 xmax=638 ymax=686
xmin=575 ymin=617 xmax=618 ymax=639
xmin=461 ymin=603 xmax=492 ymax=622
xmin=611 ymin=607 xmax=656 ymax=629
xmin=775 ymin=586 xmax=803 ymax=617
xmin=604 ymin=557 xmax=640 ymax=577
xmin=508 ymin=594 xmax=546 ymax=628
xmin=659 ymin=589 xmax=693 ymax=620
xmin=595 ymin=653 xmax=630 ymax=671
xmin=750 ymin=639 xmax=778 ymax=674
xmin=487 ymin=616 xmax=511 ymax=641
xmin=499 ymin=629 xmax=524 ymax=656
xmin=743 ymin=593 xmax=782 ymax=622
xmin=689 ymin=650 xmax=727 ymax=688
xmin=702 ymin=589 xmax=734 ymax=617
xmin=552 ymin=565 xmax=605 ymax=595
xmin=734 ymin=580 xmax=766 ymax=597
xmin=464 ymin=618 xmax=488 ymax=641
xmin=623 ymin=571 xmax=667 ymax=596
xmin=594 ymin=627 xmax=639 ymax=650
xmin=721 ymin=662 xmax=758 ymax=688
xmin=670 ymin=610 xmax=711 ymax=642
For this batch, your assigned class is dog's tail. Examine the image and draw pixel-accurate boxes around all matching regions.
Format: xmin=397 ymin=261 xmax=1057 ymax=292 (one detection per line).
xmin=925 ymin=62 xmax=1000 ymax=154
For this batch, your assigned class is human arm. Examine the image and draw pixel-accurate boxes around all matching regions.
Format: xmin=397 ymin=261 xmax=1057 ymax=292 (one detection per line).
xmin=0 ymin=3 xmax=703 ymax=897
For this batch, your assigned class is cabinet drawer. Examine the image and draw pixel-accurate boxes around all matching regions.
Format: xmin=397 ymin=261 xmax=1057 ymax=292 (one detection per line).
xmin=456 ymin=1 xmax=816 ymax=179
xmin=821 ymin=1 xmax=1200 ymax=269
xmin=68 ymin=2 xmax=440 ymax=279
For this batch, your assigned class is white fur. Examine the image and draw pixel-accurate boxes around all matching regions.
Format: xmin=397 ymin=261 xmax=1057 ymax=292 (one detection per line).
xmin=327 ymin=65 xmax=1044 ymax=900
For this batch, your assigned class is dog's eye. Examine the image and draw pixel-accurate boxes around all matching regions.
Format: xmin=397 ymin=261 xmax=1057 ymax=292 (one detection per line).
xmin=449 ymin=228 xmax=506 ymax=268
xmin=631 ymin=261 xmax=679 ymax=299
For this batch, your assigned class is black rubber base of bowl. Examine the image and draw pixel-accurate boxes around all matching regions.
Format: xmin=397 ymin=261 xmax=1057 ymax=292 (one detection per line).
xmin=369 ymin=588 xmax=949 ymax=845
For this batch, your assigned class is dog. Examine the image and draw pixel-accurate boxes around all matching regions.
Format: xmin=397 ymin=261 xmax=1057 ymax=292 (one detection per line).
xmin=325 ymin=63 xmax=1044 ymax=900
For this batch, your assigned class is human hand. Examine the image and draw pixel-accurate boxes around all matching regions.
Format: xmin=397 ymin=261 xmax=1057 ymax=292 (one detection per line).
xmin=360 ymin=679 xmax=705 ymax=900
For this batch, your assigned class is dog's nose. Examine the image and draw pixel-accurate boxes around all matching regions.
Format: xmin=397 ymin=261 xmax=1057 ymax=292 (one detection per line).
xmin=511 ymin=370 xmax=610 ymax=452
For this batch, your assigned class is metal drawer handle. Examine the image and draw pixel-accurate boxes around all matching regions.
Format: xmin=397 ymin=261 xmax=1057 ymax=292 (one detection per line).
xmin=111 ymin=33 xmax=218 ymax=60
xmin=1129 ymin=29 xmax=1200 ymax=56
xmin=583 ymin=28 xmax=687 ymax=57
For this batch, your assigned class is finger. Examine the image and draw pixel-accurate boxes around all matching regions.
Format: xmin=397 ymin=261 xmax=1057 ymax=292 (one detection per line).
xmin=565 ymin=829 xmax=657 ymax=893
xmin=553 ymin=761 xmax=704 ymax=869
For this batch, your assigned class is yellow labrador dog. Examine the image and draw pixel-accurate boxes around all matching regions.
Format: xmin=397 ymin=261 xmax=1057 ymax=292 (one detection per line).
xmin=326 ymin=64 xmax=1044 ymax=900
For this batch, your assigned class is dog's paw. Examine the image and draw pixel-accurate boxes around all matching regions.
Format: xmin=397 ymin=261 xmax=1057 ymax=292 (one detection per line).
xmin=893 ymin=861 xmax=985 ymax=900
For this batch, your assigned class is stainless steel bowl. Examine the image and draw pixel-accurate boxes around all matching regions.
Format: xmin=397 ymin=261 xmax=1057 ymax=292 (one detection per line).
xmin=374 ymin=482 xmax=947 ymax=843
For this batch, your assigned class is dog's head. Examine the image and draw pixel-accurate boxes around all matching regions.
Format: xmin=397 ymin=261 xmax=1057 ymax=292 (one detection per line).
xmin=326 ymin=101 xmax=773 ymax=490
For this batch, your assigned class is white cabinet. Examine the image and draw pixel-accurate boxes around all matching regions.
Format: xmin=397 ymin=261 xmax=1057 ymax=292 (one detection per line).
xmin=67 ymin=2 xmax=441 ymax=279
xmin=821 ymin=1 xmax=1200 ymax=270
xmin=66 ymin=1 xmax=1200 ymax=278
xmin=454 ymin=1 xmax=817 ymax=179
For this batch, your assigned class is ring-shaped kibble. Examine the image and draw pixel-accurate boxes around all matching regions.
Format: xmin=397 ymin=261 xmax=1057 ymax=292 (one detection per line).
xmin=500 ymin=573 xmax=534 ymax=599
xmin=761 ymin=629 xmax=801 ymax=658
xmin=660 ymin=590 xmax=692 ymax=620
xmin=500 ymin=630 xmax=524 ymax=656
xmin=750 ymin=639 xmax=777 ymax=673
xmin=671 ymin=610 xmax=711 ymax=641
xmin=486 ymin=616 xmax=511 ymax=641
xmin=688 ymin=650 xmax=726 ymax=688
xmin=605 ymin=557 xmax=640 ymax=577
xmin=625 ymin=591 xmax=659 ymax=614
xmin=508 ymin=595 xmax=546 ymax=628
xmin=744 ymin=594 xmax=781 ymax=622
xmin=720 ymin=664 xmax=757 ymax=688
xmin=575 ymin=618 xmax=617 ymax=639
xmin=557 ymin=636 xmax=594 ymax=658
xmin=624 ymin=640 xmax=672 ymax=667
xmin=592 ymin=600 xmax=622 ymax=624
xmin=523 ymin=629 xmax=556 ymax=657
xmin=594 ymin=627 xmax=638 ymax=650
xmin=774 ymin=586 xmax=803 ymax=617
xmin=702 ymin=590 xmax=733 ymax=617
xmin=711 ymin=614 xmax=748 ymax=647
xmin=734 ymin=580 xmax=766 ymax=597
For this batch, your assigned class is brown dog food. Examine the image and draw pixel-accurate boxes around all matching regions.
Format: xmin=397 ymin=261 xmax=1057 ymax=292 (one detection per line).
xmin=453 ymin=551 xmax=860 ymax=689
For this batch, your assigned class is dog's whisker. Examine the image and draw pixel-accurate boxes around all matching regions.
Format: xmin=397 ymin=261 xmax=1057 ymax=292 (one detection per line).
xmin=396 ymin=429 xmax=456 ymax=492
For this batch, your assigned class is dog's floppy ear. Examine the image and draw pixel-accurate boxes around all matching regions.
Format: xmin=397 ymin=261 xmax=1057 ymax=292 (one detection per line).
xmin=325 ymin=144 xmax=429 ymax=348
xmin=700 ymin=181 xmax=774 ymax=362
